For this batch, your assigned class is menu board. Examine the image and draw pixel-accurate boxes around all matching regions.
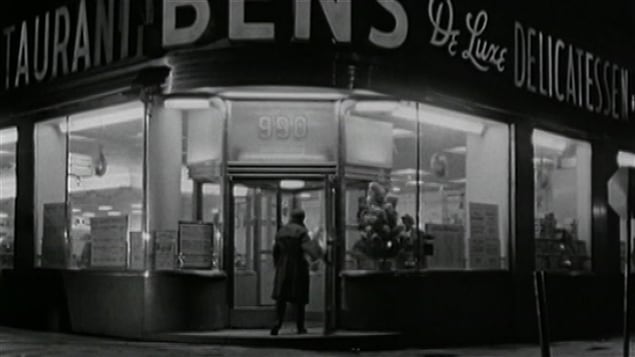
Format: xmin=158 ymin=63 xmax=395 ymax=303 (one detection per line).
xmin=90 ymin=216 xmax=128 ymax=268
xmin=129 ymin=232 xmax=145 ymax=270
xmin=228 ymin=101 xmax=337 ymax=164
xmin=178 ymin=222 xmax=214 ymax=269
xmin=468 ymin=202 xmax=501 ymax=269
xmin=42 ymin=203 xmax=69 ymax=268
xmin=154 ymin=231 xmax=177 ymax=270
xmin=426 ymin=224 xmax=465 ymax=269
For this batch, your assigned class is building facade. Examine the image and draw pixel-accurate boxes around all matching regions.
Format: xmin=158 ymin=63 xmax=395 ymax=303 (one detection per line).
xmin=0 ymin=0 xmax=634 ymax=345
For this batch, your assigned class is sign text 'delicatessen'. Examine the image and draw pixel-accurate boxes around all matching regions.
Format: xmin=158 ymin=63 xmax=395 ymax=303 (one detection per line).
xmin=1 ymin=0 xmax=632 ymax=121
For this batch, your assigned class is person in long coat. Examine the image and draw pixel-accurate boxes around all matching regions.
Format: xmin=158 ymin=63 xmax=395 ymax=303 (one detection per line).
xmin=270 ymin=208 xmax=310 ymax=335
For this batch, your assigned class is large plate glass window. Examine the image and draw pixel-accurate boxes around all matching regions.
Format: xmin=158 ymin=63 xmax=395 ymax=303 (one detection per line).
xmin=67 ymin=103 xmax=145 ymax=270
xmin=343 ymin=100 xmax=510 ymax=271
xmin=0 ymin=127 xmax=17 ymax=268
xmin=148 ymin=97 xmax=225 ymax=271
xmin=34 ymin=118 xmax=68 ymax=268
xmin=533 ymin=130 xmax=592 ymax=271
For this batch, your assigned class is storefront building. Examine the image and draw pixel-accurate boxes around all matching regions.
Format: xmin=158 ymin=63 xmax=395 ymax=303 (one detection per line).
xmin=0 ymin=0 xmax=634 ymax=345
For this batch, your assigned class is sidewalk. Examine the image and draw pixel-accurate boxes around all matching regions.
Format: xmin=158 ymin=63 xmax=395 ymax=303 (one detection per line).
xmin=0 ymin=326 xmax=632 ymax=356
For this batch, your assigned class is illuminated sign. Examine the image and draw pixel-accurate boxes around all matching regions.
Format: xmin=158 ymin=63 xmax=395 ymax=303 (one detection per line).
xmin=228 ymin=100 xmax=337 ymax=164
xmin=514 ymin=22 xmax=630 ymax=121
xmin=2 ymin=0 xmax=151 ymax=90
xmin=1 ymin=0 xmax=632 ymax=122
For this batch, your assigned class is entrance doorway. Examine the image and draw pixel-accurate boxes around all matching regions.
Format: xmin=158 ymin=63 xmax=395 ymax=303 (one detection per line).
xmin=229 ymin=177 xmax=334 ymax=330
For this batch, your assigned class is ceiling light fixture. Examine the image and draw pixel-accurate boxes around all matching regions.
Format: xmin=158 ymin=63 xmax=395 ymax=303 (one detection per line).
xmin=0 ymin=128 xmax=18 ymax=145
xmin=280 ymin=180 xmax=305 ymax=190
xmin=60 ymin=103 xmax=144 ymax=133
xmin=164 ymin=97 xmax=211 ymax=109
xmin=392 ymin=104 xmax=485 ymax=135
xmin=532 ymin=130 xmax=568 ymax=152
xmin=353 ymin=101 xmax=400 ymax=113
xmin=617 ymin=151 xmax=635 ymax=168
xmin=220 ymin=90 xmax=344 ymax=101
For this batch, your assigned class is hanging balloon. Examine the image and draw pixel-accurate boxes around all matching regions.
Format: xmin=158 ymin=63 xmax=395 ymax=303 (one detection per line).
xmin=94 ymin=145 xmax=108 ymax=177
xmin=430 ymin=152 xmax=448 ymax=178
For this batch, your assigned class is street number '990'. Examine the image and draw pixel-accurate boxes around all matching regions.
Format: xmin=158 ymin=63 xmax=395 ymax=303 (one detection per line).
xmin=258 ymin=116 xmax=308 ymax=140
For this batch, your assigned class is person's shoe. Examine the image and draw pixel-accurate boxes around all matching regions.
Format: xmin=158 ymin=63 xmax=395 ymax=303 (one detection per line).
xmin=270 ymin=327 xmax=280 ymax=336
xmin=297 ymin=327 xmax=308 ymax=335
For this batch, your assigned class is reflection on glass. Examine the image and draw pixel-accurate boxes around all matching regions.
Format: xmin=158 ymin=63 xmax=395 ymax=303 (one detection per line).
xmin=344 ymin=101 xmax=510 ymax=271
xmin=533 ymin=129 xmax=592 ymax=271
xmin=0 ymin=127 xmax=17 ymax=268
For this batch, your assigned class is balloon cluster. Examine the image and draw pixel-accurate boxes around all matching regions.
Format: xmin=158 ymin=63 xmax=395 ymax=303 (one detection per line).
xmin=355 ymin=182 xmax=405 ymax=260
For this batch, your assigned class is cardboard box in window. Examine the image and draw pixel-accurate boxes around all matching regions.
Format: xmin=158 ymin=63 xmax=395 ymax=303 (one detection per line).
xmin=89 ymin=216 xmax=128 ymax=269
xmin=425 ymin=223 xmax=465 ymax=269
xmin=154 ymin=230 xmax=177 ymax=270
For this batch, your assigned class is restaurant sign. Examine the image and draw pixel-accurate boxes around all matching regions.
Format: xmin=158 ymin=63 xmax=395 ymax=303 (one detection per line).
xmin=1 ymin=0 xmax=632 ymax=121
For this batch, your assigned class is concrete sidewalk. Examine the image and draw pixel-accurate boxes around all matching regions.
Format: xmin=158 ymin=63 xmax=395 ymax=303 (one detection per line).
xmin=0 ymin=326 xmax=632 ymax=356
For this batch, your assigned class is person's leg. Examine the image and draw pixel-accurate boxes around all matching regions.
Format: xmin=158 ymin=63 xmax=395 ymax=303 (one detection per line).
xmin=295 ymin=303 xmax=307 ymax=334
xmin=271 ymin=300 xmax=286 ymax=335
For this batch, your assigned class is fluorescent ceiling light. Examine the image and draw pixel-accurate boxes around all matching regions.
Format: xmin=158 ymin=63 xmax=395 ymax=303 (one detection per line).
xmin=391 ymin=168 xmax=431 ymax=177
xmin=83 ymin=212 xmax=95 ymax=218
xmin=450 ymin=178 xmax=466 ymax=184
xmin=299 ymin=192 xmax=312 ymax=199
xmin=392 ymin=104 xmax=485 ymax=135
xmin=405 ymin=180 xmax=426 ymax=186
xmin=60 ymin=103 xmax=144 ymax=133
xmin=354 ymin=101 xmax=399 ymax=113
xmin=237 ymin=153 xmax=328 ymax=162
xmin=164 ymin=97 xmax=211 ymax=109
xmin=132 ymin=210 xmax=143 ymax=215
xmin=391 ymin=187 xmax=401 ymax=193
xmin=392 ymin=128 xmax=416 ymax=138
xmin=532 ymin=130 xmax=568 ymax=152
xmin=406 ymin=180 xmax=444 ymax=188
xmin=533 ymin=157 xmax=555 ymax=165
xmin=560 ymin=157 xmax=577 ymax=169
xmin=98 ymin=205 xmax=113 ymax=211
xmin=0 ymin=128 xmax=17 ymax=145
xmin=0 ymin=212 xmax=8 ymax=219
xmin=445 ymin=146 xmax=467 ymax=154
xmin=131 ymin=203 xmax=142 ymax=210
xmin=107 ymin=211 xmax=122 ymax=217
xmin=233 ymin=185 xmax=248 ymax=197
xmin=72 ymin=208 xmax=81 ymax=213
xmin=220 ymin=91 xmax=344 ymax=100
xmin=617 ymin=151 xmax=635 ymax=168
xmin=280 ymin=180 xmax=305 ymax=190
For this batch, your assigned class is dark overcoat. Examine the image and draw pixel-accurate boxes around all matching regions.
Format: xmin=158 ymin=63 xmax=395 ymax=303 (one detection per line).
xmin=271 ymin=222 xmax=310 ymax=305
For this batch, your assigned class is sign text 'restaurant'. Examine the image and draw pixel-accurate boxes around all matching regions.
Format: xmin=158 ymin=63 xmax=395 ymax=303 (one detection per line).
xmin=1 ymin=0 xmax=631 ymax=121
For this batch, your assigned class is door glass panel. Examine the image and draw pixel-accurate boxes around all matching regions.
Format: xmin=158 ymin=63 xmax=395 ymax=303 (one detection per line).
xmin=232 ymin=179 xmax=326 ymax=322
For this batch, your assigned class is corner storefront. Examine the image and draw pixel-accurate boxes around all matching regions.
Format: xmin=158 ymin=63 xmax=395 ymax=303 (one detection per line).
xmin=0 ymin=0 xmax=633 ymax=345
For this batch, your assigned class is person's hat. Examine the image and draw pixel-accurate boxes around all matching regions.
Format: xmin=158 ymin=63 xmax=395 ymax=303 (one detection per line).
xmin=290 ymin=208 xmax=306 ymax=223
xmin=401 ymin=214 xmax=414 ymax=225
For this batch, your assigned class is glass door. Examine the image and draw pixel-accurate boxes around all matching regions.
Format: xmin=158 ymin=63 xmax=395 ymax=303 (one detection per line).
xmin=230 ymin=178 xmax=332 ymax=329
